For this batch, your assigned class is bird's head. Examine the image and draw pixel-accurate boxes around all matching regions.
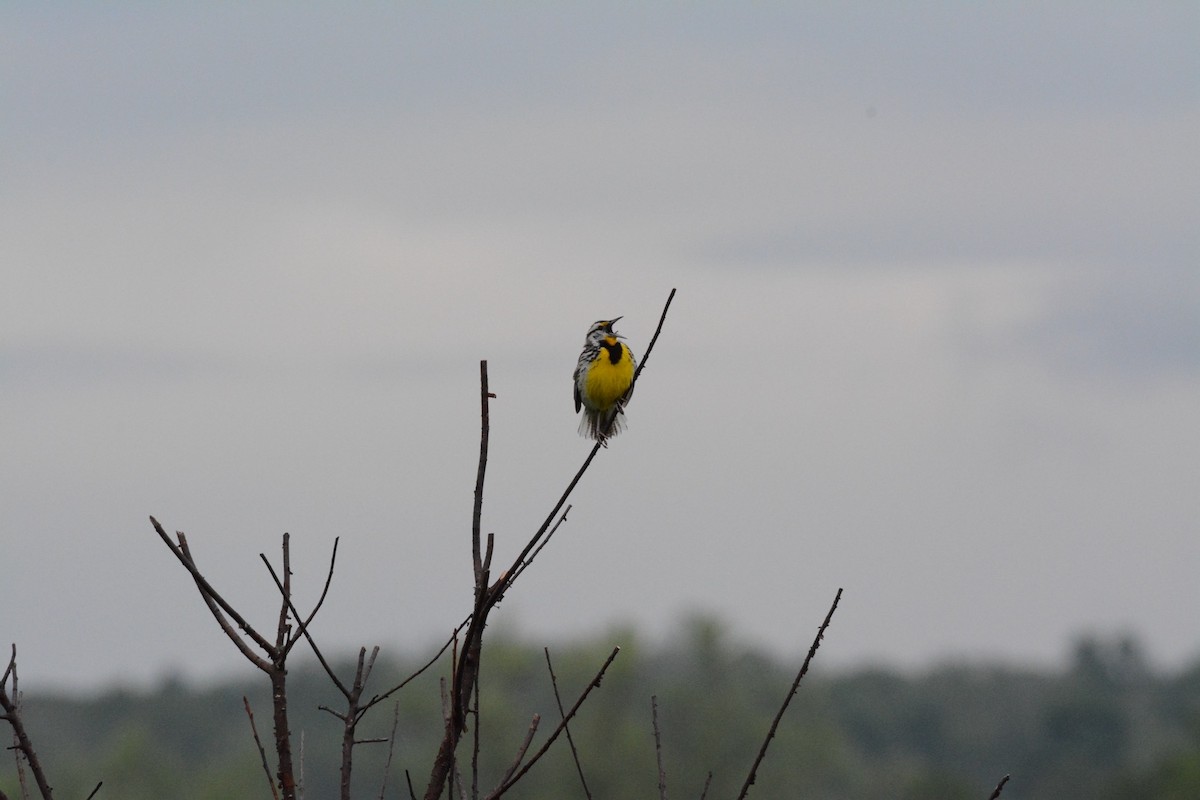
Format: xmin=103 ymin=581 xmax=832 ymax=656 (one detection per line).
xmin=586 ymin=316 xmax=624 ymax=345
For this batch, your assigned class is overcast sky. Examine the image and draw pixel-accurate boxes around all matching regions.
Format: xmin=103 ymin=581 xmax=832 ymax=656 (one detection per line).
xmin=3 ymin=3 xmax=1198 ymax=691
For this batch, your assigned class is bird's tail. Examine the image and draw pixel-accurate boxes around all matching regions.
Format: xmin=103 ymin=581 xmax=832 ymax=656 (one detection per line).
xmin=579 ymin=406 xmax=627 ymax=444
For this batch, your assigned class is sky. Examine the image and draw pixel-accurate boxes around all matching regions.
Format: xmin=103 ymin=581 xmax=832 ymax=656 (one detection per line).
xmin=2 ymin=3 xmax=1198 ymax=691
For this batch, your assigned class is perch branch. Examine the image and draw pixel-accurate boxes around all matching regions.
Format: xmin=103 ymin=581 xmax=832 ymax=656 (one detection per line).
xmin=599 ymin=287 xmax=676 ymax=440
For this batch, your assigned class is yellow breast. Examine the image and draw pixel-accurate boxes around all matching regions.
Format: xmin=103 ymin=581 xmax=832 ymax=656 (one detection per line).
xmin=583 ymin=343 xmax=634 ymax=411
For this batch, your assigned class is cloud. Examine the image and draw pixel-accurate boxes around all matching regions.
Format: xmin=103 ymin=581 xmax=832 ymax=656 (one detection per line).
xmin=2 ymin=4 xmax=1198 ymax=689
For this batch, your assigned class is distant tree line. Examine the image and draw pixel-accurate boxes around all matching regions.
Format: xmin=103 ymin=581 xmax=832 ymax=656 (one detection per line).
xmin=6 ymin=625 xmax=1199 ymax=800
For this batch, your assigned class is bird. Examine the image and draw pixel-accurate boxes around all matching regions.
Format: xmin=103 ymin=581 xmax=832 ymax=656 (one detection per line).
xmin=573 ymin=317 xmax=637 ymax=445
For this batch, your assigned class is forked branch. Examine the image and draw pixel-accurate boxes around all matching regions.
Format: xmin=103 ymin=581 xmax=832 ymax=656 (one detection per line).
xmin=148 ymin=518 xmax=316 ymax=800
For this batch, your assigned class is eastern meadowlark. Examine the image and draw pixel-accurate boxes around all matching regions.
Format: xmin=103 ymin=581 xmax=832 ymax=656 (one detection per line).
xmin=573 ymin=317 xmax=637 ymax=444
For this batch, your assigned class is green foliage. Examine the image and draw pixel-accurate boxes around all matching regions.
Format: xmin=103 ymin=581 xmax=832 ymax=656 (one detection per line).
xmin=3 ymin=628 xmax=1199 ymax=800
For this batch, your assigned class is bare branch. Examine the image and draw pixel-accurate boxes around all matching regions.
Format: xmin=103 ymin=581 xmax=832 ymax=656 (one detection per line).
xmin=600 ymin=287 xmax=677 ymax=440
xmin=274 ymin=534 xmax=293 ymax=651
xmin=698 ymin=772 xmax=713 ymax=800
xmin=244 ymin=696 xmax=281 ymax=800
xmin=333 ymin=646 xmax=386 ymax=800
xmin=630 ymin=288 xmax=676 ymax=388
xmin=0 ymin=645 xmax=14 ymax=688
xmin=987 ymin=775 xmax=1011 ymax=800
xmin=736 ymin=588 xmax=843 ymax=800
xmin=0 ymin=645 xmax=56 ymax=800
xmin=364 ymin=618 xmax=468 ymax=713
xmin=496 ymin=715 xmax=541 ymax=788
xmin=485 ymin=646 xmax=621 ymax=800
xmin=377 ymin=702 xmax=402 ymax=800
xmin=508 ymin=505 xmax=572 ymax=587
xmin=280 ymin=537 xmax=341 ymax=661
xmin=150 ymin=521 xmax=299 ymax=799
xmin=148 ymin=517 xmax=275 ymax=661
xmin=472 ymin=360 xmax=491 ymax=585
xmin=652 ymin=696 xmax=668 ymax=800
xmin=490 ymin=444 xmax=601 ymax=606
xmin=260 ymin=539 xmax=346 ymax=690
xmin=83 ymin=783 xmax=103 ymax=800
xmin=424 ymin=678 xmax=457 ymax=800
xmin=544 ymin=647 xmax=592 ymax=800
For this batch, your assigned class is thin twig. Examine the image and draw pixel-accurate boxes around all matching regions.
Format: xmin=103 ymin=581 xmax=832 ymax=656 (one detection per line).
xmin=244 ymin=696 xmax=281 ymax=800
xmin=652 ymin=695 xmax=668 ymax=800
xmin=405 ymin=770 xmax=418 ymax=800
xmin=364 ymin=617 xmax=469 ymax=713
xmin=600 ymin=287 xmax=677 ymax=440
xmin=0 ymin=646 xmax=14 ymax=687
xmin=157 ymin=525 xmax=274 ymax=671
xmin=508 ymin=505 xmax=572 ymax=587
xmin=377 ymin=702 xmax=402 ymax=800
xmin=83 ymin=783 xmax=103 ymax=800
xmin=472 ymin=360 xmax=491 ymax=585
xmin=485 ymin=646 xmax=621 ymax=800
xmin=150 ymin=518 xmax=276 ymax=661
xmin=260 ymin=539 xmax=343 ymax=683
xmin=698 ymin=772 xmax=712 ymax=800
xmin=543 ymin=648 xmax=592 ymax=800
xmin=987 ymin=775 xmax=1011 ymax=799
xmin=496 ymin=715 xmax=541 ymax=788
xmin=280 ymin=537 xmax=340 ymax=660
xmin=735 ymin=588 xmax=843 ymax=800
xmin=631 ymin=288 xmax=675 ymax=389
xmin=491 ymin=444 xmax=601 ymax=603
